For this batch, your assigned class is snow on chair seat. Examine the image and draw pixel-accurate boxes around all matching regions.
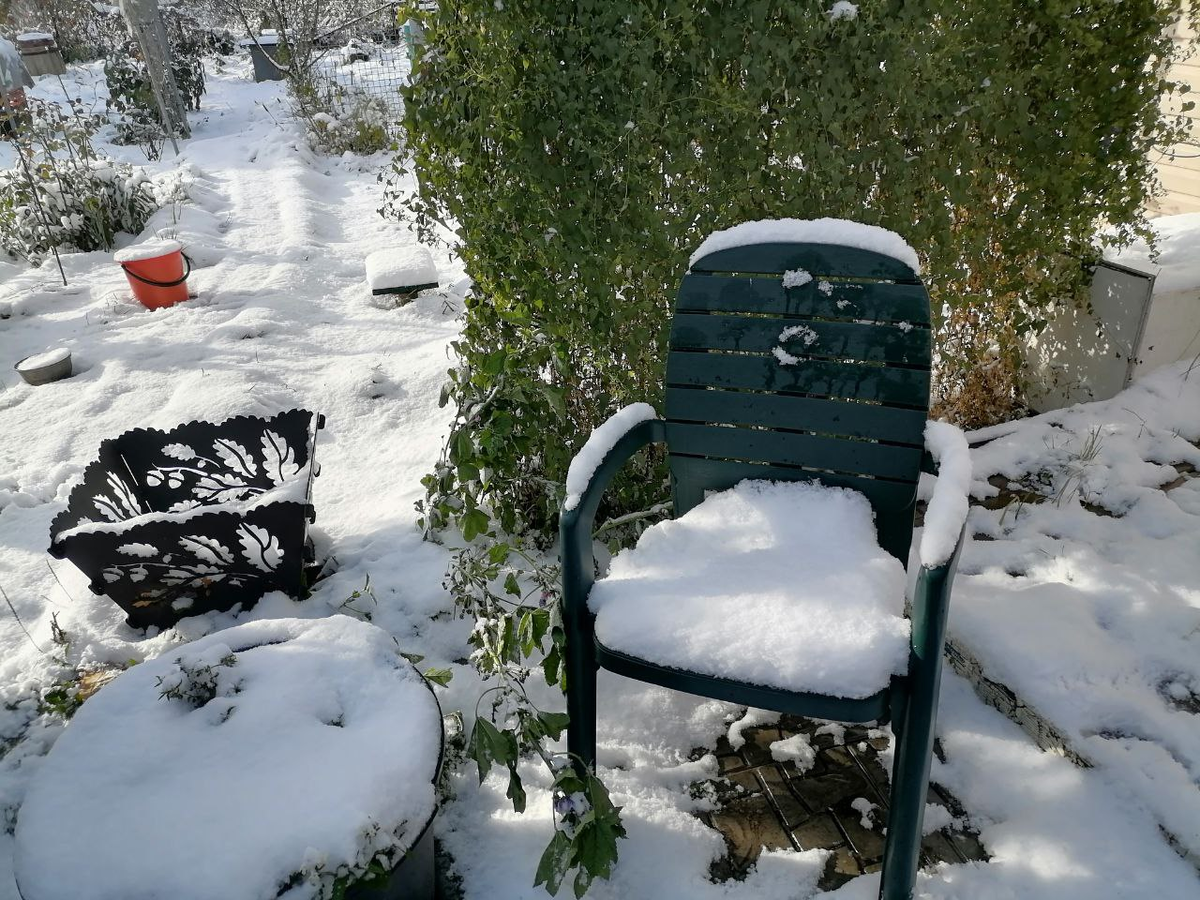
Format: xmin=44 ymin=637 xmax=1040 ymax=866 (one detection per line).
xmin=589 ymin=479 xmax=910 ymax=699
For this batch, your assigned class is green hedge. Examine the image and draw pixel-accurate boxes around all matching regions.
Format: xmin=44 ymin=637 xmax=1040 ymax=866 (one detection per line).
xmin=397 ymin=0 xmax=1192 ymax=542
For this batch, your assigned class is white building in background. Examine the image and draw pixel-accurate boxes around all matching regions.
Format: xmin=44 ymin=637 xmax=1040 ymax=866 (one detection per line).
xmin=1151 ymin=6 xmax=1200 ymax=215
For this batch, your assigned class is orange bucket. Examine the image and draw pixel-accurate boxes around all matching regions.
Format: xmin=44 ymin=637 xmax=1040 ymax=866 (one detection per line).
xmin=115 ymin=240 xmax=191 ymax=309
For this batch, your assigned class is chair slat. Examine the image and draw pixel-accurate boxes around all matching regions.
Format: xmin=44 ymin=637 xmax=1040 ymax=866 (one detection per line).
xmin=664 ymin=387 xmax=928 ymax=446
xmin=665 ymin=422 xmax=923 ymax=481
xmin=691 ymin=242 xmax=919 ymax=281
xmin=676 ymin=274 xmax=931 ymax=325
xmin=666 ymin=351 xmax=931 ymax=408
xmin=671 ymin=313 xmax=931 ymax=366
xmin=667 ymin=455 xmax=917 ymax=560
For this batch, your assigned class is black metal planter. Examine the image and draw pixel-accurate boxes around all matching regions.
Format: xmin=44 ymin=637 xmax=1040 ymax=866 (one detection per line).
xmin=49 ymin=409 xmax=323 ymax=630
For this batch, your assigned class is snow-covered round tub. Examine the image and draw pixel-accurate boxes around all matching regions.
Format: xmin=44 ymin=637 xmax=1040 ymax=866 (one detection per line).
xmin=13 ymin=616 xmax=444 ymax=900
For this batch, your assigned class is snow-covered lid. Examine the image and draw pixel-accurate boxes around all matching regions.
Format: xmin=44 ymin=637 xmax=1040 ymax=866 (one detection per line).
xmin=15 ymin=347 xmax=70 ymax=372
xmin=239 ymin=30 xmax=281 ymax=46
xmin=1104 ymin=213 xmax=1200 ymax=296
xmin=364 ymin=245 xmax=438 ymax=291
xmin=16 ymin=32 xmax=54 ymax=43
xmin=113 ymin=239 xmax=182 ymax=263
xmin=689 ymin=217 xmax=922 ymax=275
xmin=13 ymin=616 xmax=443 ymax=900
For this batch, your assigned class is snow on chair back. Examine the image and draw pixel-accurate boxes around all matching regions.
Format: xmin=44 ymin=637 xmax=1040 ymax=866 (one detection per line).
xmin=665 ymin=237 xmax=931 ymax=561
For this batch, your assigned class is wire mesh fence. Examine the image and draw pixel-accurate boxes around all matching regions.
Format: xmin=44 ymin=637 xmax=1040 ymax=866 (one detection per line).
xmin=307 ymin=2 xmax=411 ymax=139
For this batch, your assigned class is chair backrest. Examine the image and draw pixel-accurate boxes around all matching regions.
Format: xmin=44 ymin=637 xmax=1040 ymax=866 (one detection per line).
xmin=664 ymin=240 xmax=931 ymax=562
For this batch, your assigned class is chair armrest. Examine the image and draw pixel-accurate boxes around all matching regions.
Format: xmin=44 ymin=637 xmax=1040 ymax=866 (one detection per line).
xmin=919 ymin=421 xmax=971 ymax=570
xmin=560 ymin=411 xmax=666 ymax=619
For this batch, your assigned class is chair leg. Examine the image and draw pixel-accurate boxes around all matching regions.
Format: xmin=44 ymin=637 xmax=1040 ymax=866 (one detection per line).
xmin=878 ymin=689 xmax=935 ymax=900
xmin=879 ymin=569 xmax=953 ymax=899
xmin=564 ymin=613 xmax=597 ymax=774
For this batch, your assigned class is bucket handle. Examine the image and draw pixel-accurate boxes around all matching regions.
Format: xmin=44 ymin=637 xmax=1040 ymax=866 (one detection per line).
xmin=121 ymin=253 xmax=192 ymax=288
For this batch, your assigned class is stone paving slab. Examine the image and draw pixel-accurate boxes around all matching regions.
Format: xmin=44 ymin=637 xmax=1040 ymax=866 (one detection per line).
xmin=696 ymin=715 xmax=987 ymax=890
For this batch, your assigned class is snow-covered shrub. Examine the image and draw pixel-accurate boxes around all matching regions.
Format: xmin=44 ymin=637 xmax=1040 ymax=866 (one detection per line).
xmin=0 ymin=100 xmax=168 ymax=261
xmin=395 ymin=0 xmax=1197 ymax=546
xmin=292 ymin=78 xmax=393 ymax=156
xmin=0 ymin=159 xmax=162 ymax=261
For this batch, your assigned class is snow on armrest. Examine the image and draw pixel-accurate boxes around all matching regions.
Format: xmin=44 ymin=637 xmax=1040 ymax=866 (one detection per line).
xmin=919 ymin=420 xmax=971 ymax=568
xmin=563 ymin=403 xmax=659 ymax=512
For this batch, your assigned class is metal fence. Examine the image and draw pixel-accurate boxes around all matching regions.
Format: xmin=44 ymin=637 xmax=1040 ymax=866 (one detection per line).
xmin=308 ymin=2 xmax=411 ymax=138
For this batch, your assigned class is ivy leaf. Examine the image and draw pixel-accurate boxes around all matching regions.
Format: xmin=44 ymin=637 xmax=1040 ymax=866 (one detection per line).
xmin=506 ymin=762 xmax=527 ymax=813
xmin=534 ymin=830 xmax=573 ymax=896
xmin=422 ymin=667 xmax=453 ymax=687
xmin=504 ymin=571 xmax=522 ymax=597
xmin=542 ymin=643 xmax=561 ymax=688
xmin=537 ymin=710 xmax=570 ymax=741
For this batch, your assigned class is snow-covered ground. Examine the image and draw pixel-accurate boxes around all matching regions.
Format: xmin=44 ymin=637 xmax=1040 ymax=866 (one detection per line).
xmin=1 ymin=56 xmax=1198 ymax=900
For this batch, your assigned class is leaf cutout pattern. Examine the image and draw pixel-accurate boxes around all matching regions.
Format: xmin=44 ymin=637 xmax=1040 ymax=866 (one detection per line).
xmin=178 ymin=535 xmax=234 ymax=566
xmin=213 ymin=439 xmax=257 ymax=480
xmin=91 ymin=473 xmax=145 ymax=523
xmin=238 ymin=524 xmax=283 ymax=573
xmin=261 ymin=430 xmax=300 ymax=486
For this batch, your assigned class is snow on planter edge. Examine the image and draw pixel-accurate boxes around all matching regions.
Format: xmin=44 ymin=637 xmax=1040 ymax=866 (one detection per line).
xmin=688 ymin=217 xmax=922 ymax=275
xmin=12 ymin=615 xmax=442 ymax=900
xmin=564 ymin=403 xmax=659 ymax=511
xmin=920 ymin=420 xmax=972 ymax=568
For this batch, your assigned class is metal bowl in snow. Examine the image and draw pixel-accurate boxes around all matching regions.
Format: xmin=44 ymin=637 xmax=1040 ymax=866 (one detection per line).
xmin=14 ymin=348 xmax=72 ymax=385
xmin=49 ymin=409 xmax=324 ymax=630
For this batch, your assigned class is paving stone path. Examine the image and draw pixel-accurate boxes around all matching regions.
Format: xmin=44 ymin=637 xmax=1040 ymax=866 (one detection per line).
xmin=698 ymin=715 xmax=987 ymax=890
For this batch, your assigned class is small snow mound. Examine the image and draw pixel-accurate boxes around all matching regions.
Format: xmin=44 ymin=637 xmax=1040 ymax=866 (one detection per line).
xmin=851 ymin=797 xmax=875 ymax=828
xmin=770 ymin=733 xmax=817 ymax=774
xmin=564 ymin=403 xmax=658 ymax=511
xmin=772 ymin=346 xmax=801 ymax=366
xmin=782 ymin=268 xmax=813 ymax=288
xmin=690 ymin=217 xmax=921 ymax=275
xmin=365 ymin=245 xmax=438 ymax=292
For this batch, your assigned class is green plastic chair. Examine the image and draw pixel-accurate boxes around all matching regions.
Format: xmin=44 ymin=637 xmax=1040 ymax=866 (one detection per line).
xmin=560 ymin=232 xmax=968 ymax=900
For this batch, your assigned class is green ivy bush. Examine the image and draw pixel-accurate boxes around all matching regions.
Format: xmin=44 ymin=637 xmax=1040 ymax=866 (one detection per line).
xmin=396 ymin=0 xmax=1194 ymax=540
xmin=390 ymin=0 xmax=1195 ymax=892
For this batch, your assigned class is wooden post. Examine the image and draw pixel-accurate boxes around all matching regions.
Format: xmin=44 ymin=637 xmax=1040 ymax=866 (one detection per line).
xmin=117 ymin=0 xmax=189 ymax=150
